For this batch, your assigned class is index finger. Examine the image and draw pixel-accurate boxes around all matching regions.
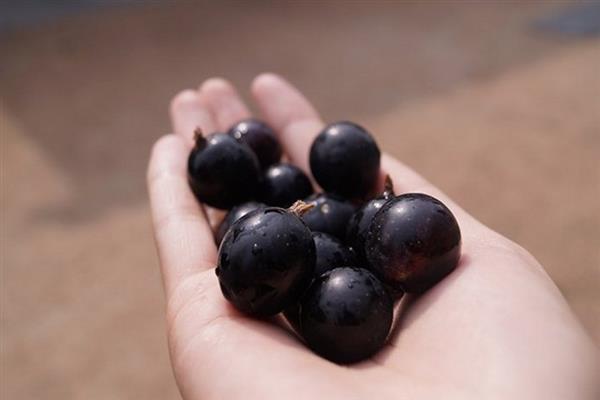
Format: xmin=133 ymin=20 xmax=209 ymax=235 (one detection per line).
xmin=251 ymin=73 xmax=324 ymax=173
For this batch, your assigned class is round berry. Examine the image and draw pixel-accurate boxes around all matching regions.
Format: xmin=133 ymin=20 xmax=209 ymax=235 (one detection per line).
xmin=309 ymin=121 xmax=380 ymax=199
xmin=217 ymin=204 xmax=315 ymax=316
xmin=346 ymin=176 xmax=395 ymax=264
xmin=365 ymin=193 xmax=461 ymax=293
xmin=228 ymin=118 xmax=282 ymax=169
xmin=215 ymin=201 xmax=266 ymax=244
xmin=188 ymin=131 xmax=260 ymax=209
xmin=301 ymin=193 xmax=355 ymax=240
xmin=260 ymin=163 xmax=313 ymax=208
xmin=312 ymin=232 xmax=358 ymax=277
xmin=299 ymin=267 xmax=393 ymax=364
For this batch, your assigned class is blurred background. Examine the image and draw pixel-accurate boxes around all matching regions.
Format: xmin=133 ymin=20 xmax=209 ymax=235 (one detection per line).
xmin=1 ymin=1 xmax=599 ymax=398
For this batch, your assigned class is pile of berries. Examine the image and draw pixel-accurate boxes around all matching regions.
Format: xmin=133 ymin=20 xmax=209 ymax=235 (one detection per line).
xmin=188 ymin=120 xmax=461 ymax=364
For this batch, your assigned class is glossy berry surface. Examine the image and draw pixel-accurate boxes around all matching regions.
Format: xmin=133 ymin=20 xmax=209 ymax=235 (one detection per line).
xmin=215 ymin=201 xmax=266 ymax=245
xmin=301 ymin=193 xmax=355 ymax=240
xmin=346 ymin=177 xmax=395 ymax=264
xmin=313 ymin=232 xmax=358 ymax=277
xmin=260 ymin=163 xmax=313 ymax=208
xmin=299 ymin=267 xmax=393 ymax=364
xmin=188 ymin=132 xmax=260 ymax=209
xmin=228 ymin=118 xmax=282 ymax=169
xmin=365 ymin=193 xmax=461 ymax=293
xmin=309 ymin=121 xmax=380 ymax=199
xmin=216 ymin=207 xmax=315 ymax=316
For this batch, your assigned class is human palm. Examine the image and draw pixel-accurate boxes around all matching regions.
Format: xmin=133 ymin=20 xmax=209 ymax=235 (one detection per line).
xmin=147 ymin=74 xmax=598 ymax=399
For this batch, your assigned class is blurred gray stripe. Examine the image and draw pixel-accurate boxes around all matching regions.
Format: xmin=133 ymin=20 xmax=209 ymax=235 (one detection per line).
xmin=0 ymin=0 xmax=146 ymax=31
xmin=535 ymin=2 xmax=600 ymax=37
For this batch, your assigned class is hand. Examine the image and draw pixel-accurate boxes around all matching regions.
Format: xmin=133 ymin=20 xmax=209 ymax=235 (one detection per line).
xmin=147 ymin=74 xmax=598 ymax=399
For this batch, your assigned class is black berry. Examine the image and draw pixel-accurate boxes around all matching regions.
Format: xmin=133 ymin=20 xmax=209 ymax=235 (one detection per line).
xmin=216 ymin=202 xmax=315 ymax=317
xmin=260 ymin=163 xmax=313 ymax=208
xmin=309 ymin=121 xmax=380 ymax=200
xmin=365 ymin=193 xmax=461 ymax=293
xmin=301 ymin=193 xmax=355 ymax=240
xmin=299 ymin=267 xmax=393 ymax=364
xmin=188 ymin=130 xmax=260 ymax=209
xmin=346 ymin=176 xmax=395 ymax=264
xmin=228 ymin=118 xmax=282 ymax=169
xmin=215 ymin=201 xmax=266 ymax=245
xmin=312 ymin=232 xmax=358 ymax=277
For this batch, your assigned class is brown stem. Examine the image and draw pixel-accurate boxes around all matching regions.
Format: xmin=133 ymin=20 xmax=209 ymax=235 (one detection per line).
xmin=288 ymin=200 xmax=314 ymax=217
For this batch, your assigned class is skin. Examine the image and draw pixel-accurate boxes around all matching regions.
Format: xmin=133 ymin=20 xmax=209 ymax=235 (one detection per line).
xmin=147 ymin=74 xmax=599 ymax=400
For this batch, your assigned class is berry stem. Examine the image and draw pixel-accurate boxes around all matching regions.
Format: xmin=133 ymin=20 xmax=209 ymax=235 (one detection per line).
xmin=288 ymin=200 xmax=314 ymax=217
xmin=383 ymin=174 xmax=395 ymax=198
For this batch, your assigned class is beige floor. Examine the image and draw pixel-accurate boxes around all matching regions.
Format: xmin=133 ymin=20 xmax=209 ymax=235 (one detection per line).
xmin=1 ymin=2 xmax=599 ymax=399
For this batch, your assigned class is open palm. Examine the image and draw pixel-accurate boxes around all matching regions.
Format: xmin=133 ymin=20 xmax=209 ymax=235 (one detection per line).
xmin=147 ymin=74 xmax=598 ymax=399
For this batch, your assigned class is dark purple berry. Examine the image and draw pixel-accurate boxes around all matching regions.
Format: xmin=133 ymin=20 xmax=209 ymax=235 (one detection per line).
xmin=301 ymin=193 xmax=355 ymax=240
xmin=309 ymin=121 xmax=380 ymax=200
xmin=215 ymin=201 xmax=266 ymax=244
xmin=188 ymin=130 xmax=260 ymax=209
xmin=228 ymin=118 xmax=282 ymax=169
xmin=346 ymin=176 xmax=395 ymax=263
xmin=260 ymin=163 xmax=313 ymax=208
xmin=312 ymin=232 xmax=358 ymax=276
xmin=216 ymin=203 xmax=315 ymax=317
xmin=365 ymin=193 xmax=461 ymax=293
xmin=299 ymin=267 xmax=393 ymax=364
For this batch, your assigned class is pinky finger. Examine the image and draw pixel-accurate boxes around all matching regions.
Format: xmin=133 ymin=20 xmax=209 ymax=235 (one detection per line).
xmin=147 ymin=134 xmax=218 ymax=298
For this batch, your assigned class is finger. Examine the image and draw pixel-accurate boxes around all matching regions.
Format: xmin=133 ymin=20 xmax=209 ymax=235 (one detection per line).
xmin=379 ymin=155 xmax=448 ymax=202
xmin=170 ymin=89 xmax=216 ymax=146
xmin=147 ymin=134 xmax=218 ymax=297
xmin=200 ymin=78 xmax=251 ymax=131
xmin=251 ymin=73 xmax=324 ymax=172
